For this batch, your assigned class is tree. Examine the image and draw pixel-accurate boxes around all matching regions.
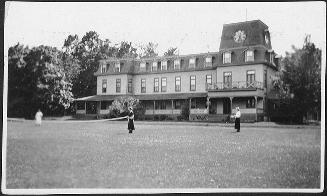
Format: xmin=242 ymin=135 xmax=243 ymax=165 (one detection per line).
xmin=63 ymin=32 xmax=139 ymax=99
xmin=278 ymin=35 xmax=321 ymax=123
xmin=138 ymin=42 xmax=158 ymax=58
xmin=164 ymin=47 xmax=178 ymax=56
xmin=8 ymin=44 xmax=74 ymax=118
xmin=7 ymin=43 xmax=30 ymax=117
xmin=115 ymin=41 xmax=138 ymax=58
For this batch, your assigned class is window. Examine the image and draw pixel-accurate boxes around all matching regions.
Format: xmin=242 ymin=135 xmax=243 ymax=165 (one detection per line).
xmin=190 ymin=75 xmax=196 ymax=91
xmin=140 ymin=62 xmax=146 ymax=72
xmin=264 ymin=70 xmax=267 ymax=88
xmin=174 ymin=100 xmax=181 ymax=109
xmin=152 ymin=62 xmax=158 ymax=72
xmin=101 ymin=64 xmax=106 ymax=73
xmin=128 ymin=79 xmax=133 ymax=93
xmin=115 ymin=62 xmax=120 ymax=72
xmin=116 ymin=78 xmax=121 ymax=93
xmin=161 ymin=77 xmax=167 ymax=92
xmin=161 ymin=61 xmax=167 ymax=70
xmin=141 ymin=79 xmax=146 ymax=93
xmin=174 ymin=59 xmax=180 ymax=70
xmin=205 ymin=57 xmax=212 ymax=67
xmin=154 ymin=78 xmax=159 ymax=92
xmin=189 ymin=58 xmax=196 ymax=68
xmin=206 ymin=75 xmax=212 ymax=89
xmin=246 ymin=70 xmax=256 ymax=88
xmin=270 ymin=52 xmax=274 ymax=63
xmin=245 ymin=50 xmax=254 ymax=62
xmin=102 ymin=79 xmax=107 ymax=93
xmin=175 ymin=76 xmax=181 ymax=92
xmin=157 ymin=61 xmax=161 ymax=70
xmin=246 ymin=98 xmax=256 ymax=108
xmin=223 ymin=52 xmax=231 ymax=64
xmin=223 ymin=72 xmax=232 ymax=88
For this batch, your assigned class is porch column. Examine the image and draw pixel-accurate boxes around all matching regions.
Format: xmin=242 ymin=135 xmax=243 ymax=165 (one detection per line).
xmin=229 ymin=97 xmax=233 ymax=114
xmin=189 ymin=98 xmax=192 ymax=119
xmin=153 ymin=100 xmax=156 ymax=115
xmin=171 ymin=100 xmax=174 ymax=114
xmin=254 ymin=96 xmax=258 ymax=121
xmin=206 ymin=96 xmax=210 ymax=114
xmin=98 ymin=101 xmax=101 ymax=115
xmin=84 ymin=101 xmax=87 ymax=114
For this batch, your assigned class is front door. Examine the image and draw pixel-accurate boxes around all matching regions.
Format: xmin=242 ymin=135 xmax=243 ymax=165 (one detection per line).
xmin=223 ymin=98 xmax=231 ymax=114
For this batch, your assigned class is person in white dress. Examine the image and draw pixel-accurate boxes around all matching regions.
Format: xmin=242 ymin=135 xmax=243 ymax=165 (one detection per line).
xmin=35 ymin=109 xmax=43 ymax=126
xmin=232 ymin=107 xmax=241 ymax=132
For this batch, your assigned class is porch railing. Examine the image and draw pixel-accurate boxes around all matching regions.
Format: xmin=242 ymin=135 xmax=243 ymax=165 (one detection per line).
xmin=190 ymin=108 xmax=208 ymax=114
xmin=207 ymin=81 xmax=263 ymax=91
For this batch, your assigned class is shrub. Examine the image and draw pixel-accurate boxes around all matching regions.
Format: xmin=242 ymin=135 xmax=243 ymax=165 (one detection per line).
xmin=159 ymin=115 xmax=168 ymax=121
xmin=177 ymin=115 xmax=183 ymax=121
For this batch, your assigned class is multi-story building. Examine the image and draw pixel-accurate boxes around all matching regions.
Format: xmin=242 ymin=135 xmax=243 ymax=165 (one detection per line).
xmin=75 ymin=20 xmax=280 ymax=122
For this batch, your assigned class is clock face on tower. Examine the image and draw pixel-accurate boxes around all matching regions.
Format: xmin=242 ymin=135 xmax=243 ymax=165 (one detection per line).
xmin=234 ymin=30 xmax=246 ymax=43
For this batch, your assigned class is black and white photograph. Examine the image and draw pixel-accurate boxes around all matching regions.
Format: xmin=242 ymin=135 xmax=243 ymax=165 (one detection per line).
xmin=2 ymin=1 xmax=325 ymax=194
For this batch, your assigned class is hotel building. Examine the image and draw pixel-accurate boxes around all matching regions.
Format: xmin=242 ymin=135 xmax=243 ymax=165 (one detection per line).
xmin=75 ymin=20 xmax=280 ymax=122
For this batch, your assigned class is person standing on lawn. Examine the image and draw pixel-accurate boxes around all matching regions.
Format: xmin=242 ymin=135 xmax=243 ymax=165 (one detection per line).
xmin=35 ymin=109 xmax=43 ymax=126
xmin=232 ymin=107 xmax=241 ymax=132
xmin=127 ymin=107 xmax=135 ymax=133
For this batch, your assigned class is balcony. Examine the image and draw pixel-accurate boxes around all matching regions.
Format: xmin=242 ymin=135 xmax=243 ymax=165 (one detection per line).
xmin=207 ymin=81 xmax=263 ymax=91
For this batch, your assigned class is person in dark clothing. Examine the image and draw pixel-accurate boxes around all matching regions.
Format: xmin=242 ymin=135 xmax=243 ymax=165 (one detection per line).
xmin=233 ymin=107 xmax=241 ymax=132
xmin=127 ymin=107 xmax=135 ymax=133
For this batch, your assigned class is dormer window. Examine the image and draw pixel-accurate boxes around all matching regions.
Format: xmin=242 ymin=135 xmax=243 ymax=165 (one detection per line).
xmin=174 ymin=59 xmax=180 ymax=70
xmin=205 ymin=56 xmax=212 ymax=67
xmin=152 ymin=62 xmax=158 ymax=72
xmin=189 ymin=58 xmax=196 ymax=68
xmin=101 ymin=64 xmax=106 ymax=73
xmin=270 ymin=53 xmax=274 ymax=64
xmin=223 ymin=52 xmax=231 ymax=64
xmin=268 ymin=50 xmax=274 ymax=64
xmin=245 ymin=50 xmax=254 ymax=62
xmin=140 ymin=62 xmax=146 ymax=72
xmin=114 ymin=62 xmax=120 ymax=72
xmin=161 ymin=60 xmax=167 ymax=71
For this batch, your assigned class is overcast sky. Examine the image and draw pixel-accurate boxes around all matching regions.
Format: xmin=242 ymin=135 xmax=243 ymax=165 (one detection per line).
xmin=4 ymin=2 xmax=326 ymax=57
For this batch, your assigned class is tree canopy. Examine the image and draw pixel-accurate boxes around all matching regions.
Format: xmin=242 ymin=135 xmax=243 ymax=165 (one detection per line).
xmin=164 ymin=47 xmax=178 ymax=56
xmin=7 ymin=31 xmax=173 ymax=117
xmin=277 ymin=35 xmax=321 ymax=123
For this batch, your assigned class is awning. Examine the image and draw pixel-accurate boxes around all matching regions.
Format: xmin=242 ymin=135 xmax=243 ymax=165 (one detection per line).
xmin=74 ymin=93 xmax=208 ymax=102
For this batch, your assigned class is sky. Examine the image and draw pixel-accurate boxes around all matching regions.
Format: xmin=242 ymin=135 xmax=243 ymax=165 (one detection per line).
xmin=4 ymin=2 xmax=326 ymax=57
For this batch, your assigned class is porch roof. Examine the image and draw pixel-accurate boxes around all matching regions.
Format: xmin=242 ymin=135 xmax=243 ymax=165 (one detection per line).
xmin=74 ymin=95 xmax=121 ymax=101
xmin=74 ymin=93 xmax=208 ymax=102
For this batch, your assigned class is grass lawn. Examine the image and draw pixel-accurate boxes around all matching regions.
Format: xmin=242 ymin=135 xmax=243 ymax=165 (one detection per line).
xmin=6 ymin=120 xmax=321 ymax=189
